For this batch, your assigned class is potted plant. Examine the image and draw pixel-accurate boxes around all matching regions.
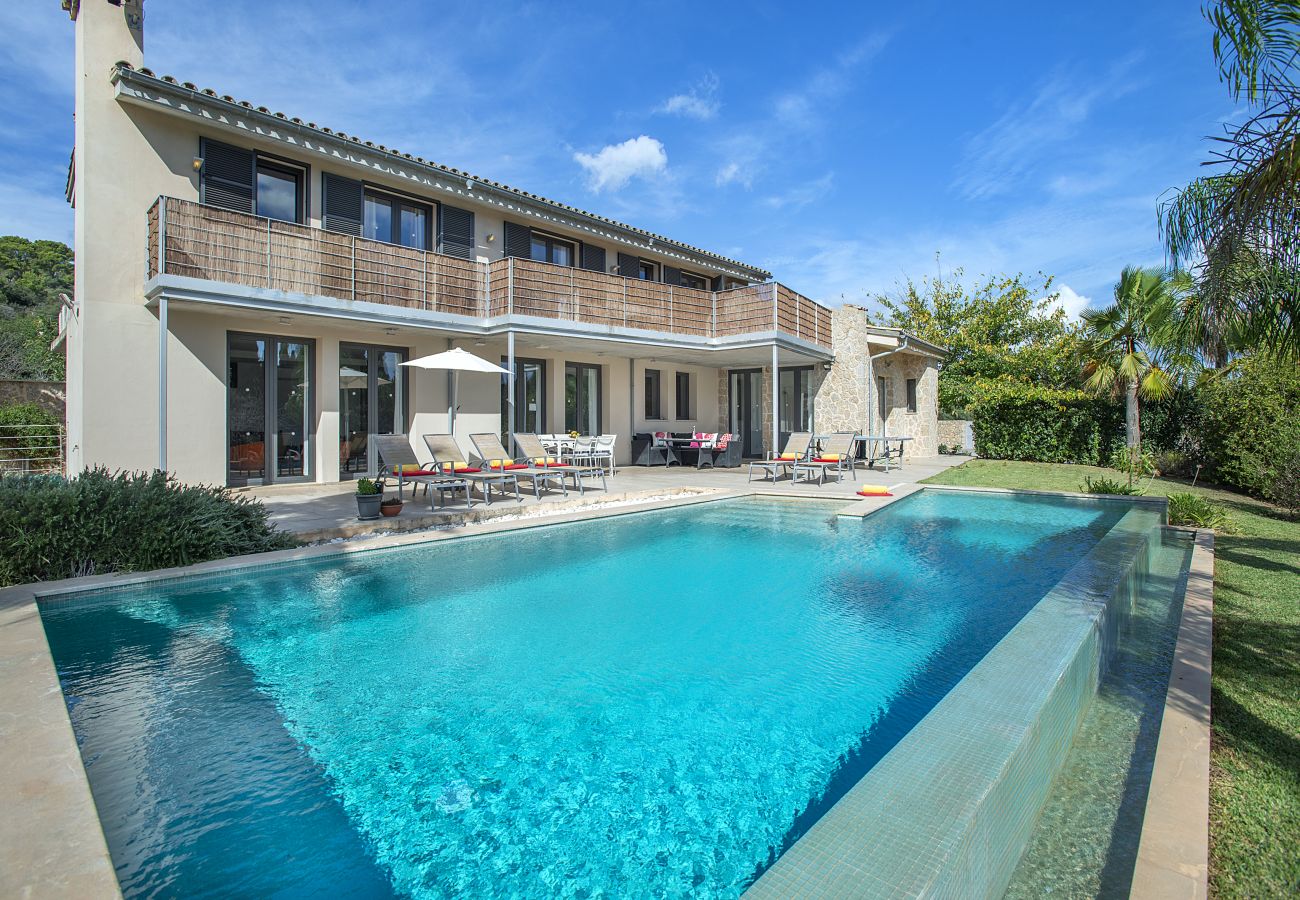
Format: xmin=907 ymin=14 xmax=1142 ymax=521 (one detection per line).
xmin=380 ymin=495 xmax=404 ymax=517
xmin=355 ymin=477 xmax=383 ymax=520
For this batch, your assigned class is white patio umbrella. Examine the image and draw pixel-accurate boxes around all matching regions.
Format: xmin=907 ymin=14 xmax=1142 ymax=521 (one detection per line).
xmin=400 ymin=347 xmax=509 ymax=434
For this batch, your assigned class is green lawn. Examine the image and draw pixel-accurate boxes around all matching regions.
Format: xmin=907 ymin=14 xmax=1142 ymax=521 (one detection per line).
xmin=923 ymin=460 xmax=1300 ymax=898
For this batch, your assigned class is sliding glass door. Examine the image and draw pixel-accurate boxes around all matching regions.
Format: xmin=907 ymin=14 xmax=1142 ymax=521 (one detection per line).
xmin=565 ymin=363 xmax=602 ymax=435
xmin=501 ymin=358 xmax=546 ymax=439
xmin=778 ymin=366 xmax=815 ymax=448
xmin=728 ymin=369 xmax=763 ymax=458
xmin=227 ymin=333 xmax=313 ymax=486
xmin=340 ymin=343 xmax=407 ymax=477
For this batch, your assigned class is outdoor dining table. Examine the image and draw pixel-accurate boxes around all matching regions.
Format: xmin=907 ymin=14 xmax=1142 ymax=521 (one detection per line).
xmin=812 ymin=434 xmax=912 ymax=472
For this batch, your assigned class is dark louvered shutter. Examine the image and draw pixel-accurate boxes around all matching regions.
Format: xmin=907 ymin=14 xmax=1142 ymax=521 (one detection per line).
xmin=616 ymin=253 xmax=640 ymax=277
xmin=662 ymin=265 xmax=681 ymax=286
xmin=710 ymin=276 xmax=723 ymax=291
xmin=580 ymin=243 xmax=606 ymax=273
xmin=503 ymin=221 xmax=531 ymax=258
xmin=437 ymin=203 xmax=475 ymax=258
xmin=322 ymin=172 xmax=363 ymax=236
xmin=200 ymin=138 xmax=254 ymax=213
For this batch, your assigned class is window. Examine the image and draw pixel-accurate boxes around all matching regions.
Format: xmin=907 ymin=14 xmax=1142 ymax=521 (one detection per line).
xmin=680 ymin=271 xmax=708 ymax=291
xmin=255 ymin=161 xmax=303 ymax=223
xmin=227 ymin=333 xmax=314 ymax=486
xmin=644 ymin=368 xmax=662 ymax=419
xmin=637 ymin=260 xmax=657 ymax=281
xmin=363 ymin=190 xmax=431 ymax=249
xmin=530 ymin=233 xmax=575 ymax=266
xmin=906 ymin=378 xmax=918 ymax=413
xmin=675 ymin=372 xmax=691 ymax=420
xmin=778 ymin=366 xmax=814 ymax=435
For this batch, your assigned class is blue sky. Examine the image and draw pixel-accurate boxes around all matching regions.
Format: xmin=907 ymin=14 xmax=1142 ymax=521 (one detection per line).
xmin=1 ymin=1 xmax=1235 ymax=316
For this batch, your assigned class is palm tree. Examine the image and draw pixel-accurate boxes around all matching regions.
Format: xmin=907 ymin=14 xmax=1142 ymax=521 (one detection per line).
xmin=1159 ymin=0 xmax=1299 ymax=357
xmin=1080 ymin=267 xmax=1185 ymax=477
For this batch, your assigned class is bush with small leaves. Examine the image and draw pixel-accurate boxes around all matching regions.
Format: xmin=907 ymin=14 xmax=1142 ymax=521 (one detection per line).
xmin=1263 ymin=449 xmax=1300 ymax=518
xmin=0 ymin=467 xmax=299 ymax=587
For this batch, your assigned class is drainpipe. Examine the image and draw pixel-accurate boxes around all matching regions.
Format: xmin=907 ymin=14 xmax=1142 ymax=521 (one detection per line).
xmin=865 ymin=335 xmax=909 ymax=438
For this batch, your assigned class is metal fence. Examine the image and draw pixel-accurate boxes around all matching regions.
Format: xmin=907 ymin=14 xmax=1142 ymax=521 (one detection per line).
xmin=0 ymin=423 xmax=65 ymax=475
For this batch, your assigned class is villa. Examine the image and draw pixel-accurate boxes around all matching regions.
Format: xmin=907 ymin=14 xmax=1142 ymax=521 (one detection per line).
xmin=0 ymin=5 xmax=1220 ymax=900
xmin=61 ymin=0 xmax=944 ymax=487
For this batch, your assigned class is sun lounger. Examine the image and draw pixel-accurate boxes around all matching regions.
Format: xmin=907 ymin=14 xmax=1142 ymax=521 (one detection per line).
xmin=514 ymin=433 xmax=609 ymax=493
xmin=748 ymin=432 xmax=812 ymax=482
xmin=371 ymin=434 xmax=468 ymax=502
xmin=792 ymin=432 xmax=858 ymax=485
xmin=422 ymin=434 xmax=522 ymax=505
xmin=469 ymin=433 xmax=572 ymax=499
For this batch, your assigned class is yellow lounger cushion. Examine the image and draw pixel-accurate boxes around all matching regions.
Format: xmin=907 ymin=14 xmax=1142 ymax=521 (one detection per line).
xmin=856 ymin=485 xmax=892 ymax=496
xmin=530 ymin=457 xmax=561 ymax=465
xmin=779 ymin=452 xmax=800 ymax=460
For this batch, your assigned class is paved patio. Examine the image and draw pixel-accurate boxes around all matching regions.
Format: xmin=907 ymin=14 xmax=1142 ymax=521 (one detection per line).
xmin=245 ymin=455 xmax=971 ymax=541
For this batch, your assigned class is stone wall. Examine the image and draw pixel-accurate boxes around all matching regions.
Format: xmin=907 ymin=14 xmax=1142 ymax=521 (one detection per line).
xmin=0 ymin=380 xmax=66 ymax=418
xmin=938 ymin=419 xmax=973 ymax=451
xmin=813 ymin=306 xmax=940 ymax=457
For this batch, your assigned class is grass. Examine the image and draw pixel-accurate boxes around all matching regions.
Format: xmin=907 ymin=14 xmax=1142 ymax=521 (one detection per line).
xmin=923 ymin=460 xmax=1300 ymax=898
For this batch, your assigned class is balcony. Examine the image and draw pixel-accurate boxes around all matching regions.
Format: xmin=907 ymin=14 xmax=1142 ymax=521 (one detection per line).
xmin=148 ymin=197 xmax=832 ymax=348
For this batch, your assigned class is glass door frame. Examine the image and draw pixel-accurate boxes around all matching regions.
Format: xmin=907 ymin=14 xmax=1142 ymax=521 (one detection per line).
xmin=226 ymin=331 xmax=316 ymax=487
xmin=564 ymin=362 xmax=603 ymax=435
xmin=728 ymin=368 xmax=764 ymax=458
xmin=339 ymin=341 xmax=409 ymax=479
xmin=778 ymin=365 xmax=815 ymax=450
xmin=501 ymin=357 xmax=547 ymax=439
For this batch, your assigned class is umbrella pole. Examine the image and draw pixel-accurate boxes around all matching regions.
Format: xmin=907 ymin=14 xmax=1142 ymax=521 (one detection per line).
xmin=451 ymin=371 xmax=459 ymax=437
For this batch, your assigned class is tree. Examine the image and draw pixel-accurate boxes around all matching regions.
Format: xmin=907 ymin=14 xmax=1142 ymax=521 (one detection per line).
xmin=1159 ymin=0 xmax=1300 ymax=357
xmin=1079 ymin=267 xmax=1185 ymax=479
xmin=0 ymin=236 xmax=72 ymax=381
xmin=871 ymin=267 xmax=1085 ymax=416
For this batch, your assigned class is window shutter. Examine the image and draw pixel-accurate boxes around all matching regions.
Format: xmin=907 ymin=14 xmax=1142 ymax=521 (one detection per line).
xmin=662 ymin=265 xmax=681 ymax=286
xmin=616 ymin=252 xmax=640 ymax=277
xmin=321 ymin=172 xmax=363 ymax=236
xmin=580 ymin=243 xmax=606 ymax=273
xmin=437 ymin=203 xmax=475 ymax=258
xmin=199 ymin=138 xmax=254 ymax=214
xmin=503 ymin=221 xmax=531 ymax=258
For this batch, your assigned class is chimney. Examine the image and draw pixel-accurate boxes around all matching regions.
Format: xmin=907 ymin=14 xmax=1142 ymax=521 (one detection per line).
xmin=65 ymin=0 xmax=145 ymax=65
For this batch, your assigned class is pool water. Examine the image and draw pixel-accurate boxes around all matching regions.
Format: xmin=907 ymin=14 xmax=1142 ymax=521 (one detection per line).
xmin=42 ymin=491 xmax=1131 ymax=898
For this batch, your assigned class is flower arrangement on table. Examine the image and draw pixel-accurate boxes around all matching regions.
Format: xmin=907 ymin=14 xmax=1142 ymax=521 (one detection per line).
xmin=568 ymin=430 xmax=580 ymax=439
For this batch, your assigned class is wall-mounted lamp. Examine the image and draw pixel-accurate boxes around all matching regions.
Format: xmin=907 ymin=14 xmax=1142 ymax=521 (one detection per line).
xmin=383 ymin=327 xmax=398 ymax=336
xmin=277 ymin=316 xmax=291 ymax=325
xmin=465 ymin=178 xmax=475 ymax=191
xmin=822 ymin=362 xmax=833 ymax=371
xmin=191 ymin=156 xmax=204 ymax=172
xmin=485 ymin=233 xmax=496 ymax=243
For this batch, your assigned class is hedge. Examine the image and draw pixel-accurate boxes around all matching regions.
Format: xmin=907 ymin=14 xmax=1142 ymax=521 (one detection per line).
xmin=968 ymin=383 xmax=1122 ymax=465
xmin=1196 ymin=355 xmax=1300 ymax=497
xmin=0 ymin=467 xmax=299 ymax=587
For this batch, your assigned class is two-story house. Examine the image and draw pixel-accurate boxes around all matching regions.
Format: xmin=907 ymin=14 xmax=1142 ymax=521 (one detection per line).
xmin=61 ymin=0 xmax=943 ymax=487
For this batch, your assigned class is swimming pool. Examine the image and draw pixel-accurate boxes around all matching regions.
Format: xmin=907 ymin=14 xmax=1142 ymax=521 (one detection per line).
xmin=41 ymin=491 xmax=1141 ymax=898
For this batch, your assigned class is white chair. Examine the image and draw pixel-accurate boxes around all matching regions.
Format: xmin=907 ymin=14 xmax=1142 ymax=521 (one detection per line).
xmin=591 ymin=434 xmax=617 ymax=475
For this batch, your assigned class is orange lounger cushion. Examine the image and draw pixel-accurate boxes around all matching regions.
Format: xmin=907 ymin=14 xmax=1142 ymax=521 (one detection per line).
xmin=486 ymin=461 xmax=529 ymax=470
xmin=856 ymin=485 xmax=892 ymax=497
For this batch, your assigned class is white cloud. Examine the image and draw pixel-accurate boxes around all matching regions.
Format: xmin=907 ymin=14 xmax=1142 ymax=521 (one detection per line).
xmin=658 ymin=73 xmax=720 ymax=120
xmin=573 ymin=135 xmax=668 ymax=193
xmin=1044 ymin=283 xmax=1094 ymax=319
xmin=715 ymin=161 xmax=747 ymax=187
xmin=762 ymin=173 xmax=834 ymax=210
xmin=772 ymin=32 xmax=890 ymax=129
xmin=952 ymin=56 xmax=1143 ymax=201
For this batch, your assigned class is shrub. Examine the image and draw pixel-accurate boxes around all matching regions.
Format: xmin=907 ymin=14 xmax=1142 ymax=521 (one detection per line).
xmin=1196 ymin=354 xmax=1300 ymax=497
xmin=1166 ymin=492 xmax=1237 ymax=532
xmin=0 ymin=402 xmax=60 ymax=469
xmin=1263 ymin=449 xmax=1300 ymax=517
xmin=0 ymin=467 xmax=299 ymax=587
xmin=356 ymin=477 xmax=381 ymax=495
xmin=1106 ymin=445 xmax=1157 ymax=478
xmin=968 ymin=382 xmax=1121 ymax=465
xmin=1081 ymin=476 xmax=1143 ymax=495
xmin=1153 ymin=449 xmax=1195 ymax=479
xmin=937 ymin=443 xmax=949 ymax=455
